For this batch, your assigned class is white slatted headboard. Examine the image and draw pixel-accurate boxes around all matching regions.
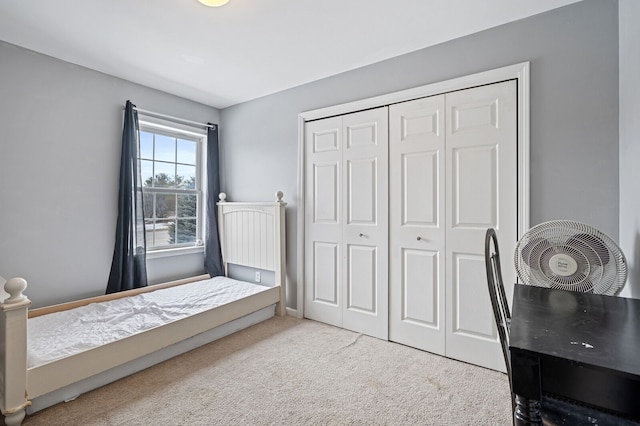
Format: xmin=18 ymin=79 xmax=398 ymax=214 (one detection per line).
xmin=217 ymin=192 xmax=287 ymax=314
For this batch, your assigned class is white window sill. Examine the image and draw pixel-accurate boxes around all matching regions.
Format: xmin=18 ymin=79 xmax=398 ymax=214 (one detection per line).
xmin=146 ymin=245 xmax=204 ymax=260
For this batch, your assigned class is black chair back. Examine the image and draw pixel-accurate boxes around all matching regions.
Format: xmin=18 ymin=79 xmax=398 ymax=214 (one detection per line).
xmin=484 ymin=228 xmax=514 ymax=414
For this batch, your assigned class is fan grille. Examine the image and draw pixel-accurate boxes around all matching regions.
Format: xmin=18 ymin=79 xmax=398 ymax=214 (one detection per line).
xmin=514 ymin=220 xmax=626 ymax=295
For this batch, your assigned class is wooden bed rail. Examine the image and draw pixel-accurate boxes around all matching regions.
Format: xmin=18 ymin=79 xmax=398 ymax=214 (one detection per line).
xmin=0 ymin=278 xmax=31 ymax=426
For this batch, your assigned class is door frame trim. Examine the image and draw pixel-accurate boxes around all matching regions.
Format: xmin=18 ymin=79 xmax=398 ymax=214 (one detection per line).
xmin=297 ymin=62 xmax=530 ymax=318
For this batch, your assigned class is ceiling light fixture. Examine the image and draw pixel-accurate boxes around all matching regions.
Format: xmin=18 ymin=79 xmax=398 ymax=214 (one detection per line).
xmin=198 ymin=0 xmax=230 ymax=7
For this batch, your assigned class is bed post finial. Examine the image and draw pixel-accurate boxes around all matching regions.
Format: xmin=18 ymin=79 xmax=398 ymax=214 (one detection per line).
xmin=219 ymin=193 xmax=227 ymax=203
xmin=1 ymin=277 xmax=31 ymax=426
xmin=275 ymin=191 xmax=284 ymax=203
xmin=3 ymin=278 xmax=28 ymax=305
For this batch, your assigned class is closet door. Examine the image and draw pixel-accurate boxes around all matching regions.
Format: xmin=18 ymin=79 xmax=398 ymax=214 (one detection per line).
xmin=304 ymin=116 xmax=343 ymax=327
xmin=341 ymin=108 xmax=388 ymax=340
xmin=444 ymin=80 xmax=518 ymax=372
xmin=389 ymin=96 xmax=446 ymax=354
xmin=304 ymin=107 xmax=389 ymax=340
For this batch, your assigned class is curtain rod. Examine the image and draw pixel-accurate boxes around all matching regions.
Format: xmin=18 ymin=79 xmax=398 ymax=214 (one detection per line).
xmin=131 ymin=106 xmax=216 ymax=130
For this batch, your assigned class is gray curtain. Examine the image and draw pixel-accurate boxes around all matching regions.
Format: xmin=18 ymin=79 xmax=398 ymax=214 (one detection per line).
xmin=106 ymin=100 xmax=148 ymax=293
xmin=204 ymin=124 xmax=224 ymax=277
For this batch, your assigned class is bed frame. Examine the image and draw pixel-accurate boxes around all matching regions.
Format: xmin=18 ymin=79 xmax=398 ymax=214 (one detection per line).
xmin=0 ymin=192 xmax=287 ymax=426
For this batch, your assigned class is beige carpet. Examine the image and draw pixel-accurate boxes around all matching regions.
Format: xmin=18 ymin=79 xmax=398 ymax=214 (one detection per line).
xmin=23 ymin=316 xmax=511 ymax=425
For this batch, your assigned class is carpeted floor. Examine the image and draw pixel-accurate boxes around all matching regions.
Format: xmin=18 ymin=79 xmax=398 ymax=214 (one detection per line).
xmin=23 ymin=316 xmax=511 ymax=425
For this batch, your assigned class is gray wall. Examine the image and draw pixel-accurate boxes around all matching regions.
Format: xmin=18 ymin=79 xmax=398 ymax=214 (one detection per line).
xmin=1 ymin=0 xmax=627 ymax=309
xmin=619 ymin=0 xmax=640 ymax=298
xmin=220 ymin=0 xmax=620 ymax=309
xmin=0 ymin=41 xmax=220 ymax=307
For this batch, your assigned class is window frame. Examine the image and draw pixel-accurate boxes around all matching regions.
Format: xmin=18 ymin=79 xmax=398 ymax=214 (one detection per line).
xmin=138 ymin=118 xmax=207 ymax=257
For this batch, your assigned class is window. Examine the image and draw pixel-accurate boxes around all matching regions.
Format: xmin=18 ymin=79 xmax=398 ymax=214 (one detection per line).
xmin=139 ymin=122 xmax=205 ymax=251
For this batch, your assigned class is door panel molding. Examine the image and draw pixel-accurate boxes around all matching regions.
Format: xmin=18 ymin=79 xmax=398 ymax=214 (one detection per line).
xmin=402 ymin=151 xmax=439 ymax=227
xmin=401 ymin=248 xmax=439 ymax=327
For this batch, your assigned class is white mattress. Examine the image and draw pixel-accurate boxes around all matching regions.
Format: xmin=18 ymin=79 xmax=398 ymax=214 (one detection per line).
xmin=27 ymin=276 xmax=270 ymax=368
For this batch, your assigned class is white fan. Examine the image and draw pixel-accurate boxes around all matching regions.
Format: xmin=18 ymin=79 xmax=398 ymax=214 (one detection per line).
xmin=514 ymin=220 xmax=627 ymax=295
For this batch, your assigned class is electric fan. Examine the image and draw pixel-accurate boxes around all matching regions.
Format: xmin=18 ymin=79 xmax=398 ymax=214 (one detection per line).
xmin=514 ymin=220 xmax=627 ymax=295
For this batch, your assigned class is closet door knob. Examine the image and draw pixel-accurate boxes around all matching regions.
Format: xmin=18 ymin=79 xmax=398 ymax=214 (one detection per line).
xmin=417 ymin=236 xmax=422 ymax=241
xmin=359 ymin=233 xmax=365 ymax=237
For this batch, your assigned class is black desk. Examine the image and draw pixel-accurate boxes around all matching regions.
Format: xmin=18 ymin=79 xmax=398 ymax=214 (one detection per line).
xmin=509 ymin=284 xmax=640 ymax=424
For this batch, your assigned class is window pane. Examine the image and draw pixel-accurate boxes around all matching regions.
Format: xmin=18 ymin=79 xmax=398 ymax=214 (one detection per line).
xmin=144 ymin=219 xmax=155 ymax=247
xmin=176 ymin=165 xmax=196 ymax=189
xmin=154 ymin=162 xmax=175 ymax=187
xmin=154 ymin=134 xmax=176 ymax=162
xmin=155 ymin=193 xmax=176 ymax=219
xmin=177 ymin=139 xmax=197 ymax=165
xmin=143 ymin=192 xmax=154 ymax=218
xmin=155 ymin=219 xmax=174 ymax=246
xmin=140 ymin=132 xmax=153 ymax=160
xmin=141 ymin=160 xmax=154 ymax=188
xmin=175 ymin=219 xmax=197 ymax=244
xmin=177 ymin=194 xmax=197 ymax=218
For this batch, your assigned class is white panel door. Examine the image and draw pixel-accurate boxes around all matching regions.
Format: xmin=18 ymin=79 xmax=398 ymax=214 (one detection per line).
xmin=445 ymin=80 xmax=518 ymax=372
xmin=304 ymin=108 xmax=388 ymax=340
xmin=389 ymin=96 xmax=446 ymax=354
xmin=304 ymin=116 xmax=343 ymax=327
xmin=341 ymin=108 xmax=389 ymax=340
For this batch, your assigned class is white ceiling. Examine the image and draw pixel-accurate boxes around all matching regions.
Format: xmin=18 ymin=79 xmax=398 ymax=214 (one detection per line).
xmin=0 ymin=0 xmax=582 ymax=109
